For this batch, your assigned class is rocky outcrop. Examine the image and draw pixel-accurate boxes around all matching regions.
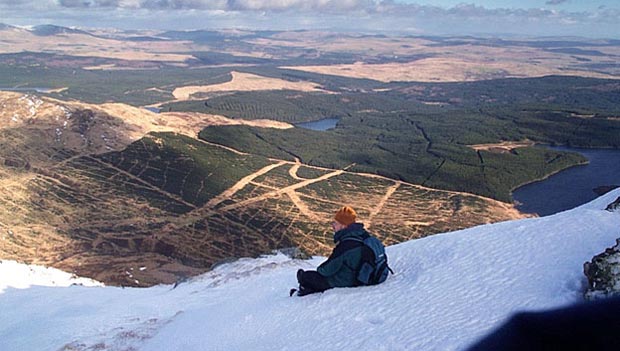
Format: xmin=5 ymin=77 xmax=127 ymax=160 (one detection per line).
xmin=278 ymin=247 xmax=310 ymax=260
xmin=606 ymin=196 xmax=620 ymax=212
xmin=2 ymin=157 xmax=31 ymax=171
xmin=584 ymin=238 xmax=620 ymax=300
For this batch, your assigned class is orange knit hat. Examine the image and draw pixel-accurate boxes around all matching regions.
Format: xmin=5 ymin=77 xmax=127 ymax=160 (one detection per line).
xmin=334 ymin=206 xmax=357 ymax=226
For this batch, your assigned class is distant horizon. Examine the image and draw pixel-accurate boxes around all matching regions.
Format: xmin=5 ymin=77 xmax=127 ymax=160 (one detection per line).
xmin=1 ymin=1 xmax=619 ymax=40
xmin=3 ymin=21 xmax=620 ymax=41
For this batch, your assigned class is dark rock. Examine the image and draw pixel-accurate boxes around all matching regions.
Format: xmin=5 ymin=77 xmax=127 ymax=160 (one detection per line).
xmin=606 ymin=196 xmax=620 ymax=212
xmin=4 ymin=158 xmax=23 ymax=168
xmin=70 ymin=109 xmax=96 ymax=135
xmin=584 ymin=238 xmax=620 ymax=300
xmin=277 ymin=247 xmax=311 ymax=260
xmin=154 ymin=240 xmax=175 ymax=256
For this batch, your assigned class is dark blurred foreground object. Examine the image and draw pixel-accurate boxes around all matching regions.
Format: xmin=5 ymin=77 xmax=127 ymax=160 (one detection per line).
xmin=584 ymin=238 xmax=620 ymax=300
xmin=466 ymin=297 xmax=620 ymax=351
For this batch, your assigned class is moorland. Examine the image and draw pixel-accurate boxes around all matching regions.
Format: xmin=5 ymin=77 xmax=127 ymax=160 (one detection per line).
xmin=1 ymin=24 xmax=619 ymax=285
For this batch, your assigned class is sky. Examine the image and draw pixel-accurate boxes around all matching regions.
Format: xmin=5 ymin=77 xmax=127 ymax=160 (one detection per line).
xmin=1 ymin=188 xmax=619 ymax=351
xmin=1 ymin=1 xmax=619 ymax=38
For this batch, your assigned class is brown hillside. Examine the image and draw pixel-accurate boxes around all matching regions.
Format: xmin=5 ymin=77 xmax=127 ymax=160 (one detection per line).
xmin=0 ymin=92 xmax=528 ymax=286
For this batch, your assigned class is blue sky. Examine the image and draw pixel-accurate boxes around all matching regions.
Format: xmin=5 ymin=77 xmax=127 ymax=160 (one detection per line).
xmin=406 ymin=0 xmax=614 ymax=12
xmin=1 ymin=1 xmax=619 ymax=38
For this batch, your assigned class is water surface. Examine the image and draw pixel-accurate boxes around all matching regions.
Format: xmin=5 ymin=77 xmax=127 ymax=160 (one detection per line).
xmin=143 ymin=106 xmax=162 ymax=113
xmin=295 ymin=118 xmax=339 ymax=131
xmin=0 ymin=87 xmax=54 ymax=93
xmin=512 ymin=146 xmax=620 ymax=216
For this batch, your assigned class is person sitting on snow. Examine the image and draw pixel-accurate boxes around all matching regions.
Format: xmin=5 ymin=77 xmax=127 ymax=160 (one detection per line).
xmin=292 ymin=205 xmax=390 ymax=297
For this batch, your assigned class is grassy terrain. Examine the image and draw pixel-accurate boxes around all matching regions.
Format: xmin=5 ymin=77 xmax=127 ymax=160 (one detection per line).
xmin=2 ymin=56 xmax=618 ymax=203
xmin=97 ymin=133 xmax=272 ymax=207
xmin=0 ymin=53 xmax=234 ymax=105
xmin=173 ymin=75 xmax=620 ymax=201
xmin=198 ymin=123 xmax=587 ymax=202
xmin=1 ymin=124 xmax=524 ymax=286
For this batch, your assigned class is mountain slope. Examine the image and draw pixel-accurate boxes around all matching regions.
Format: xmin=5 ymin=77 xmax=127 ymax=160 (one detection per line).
xmin=1 ymin=189 xmax=618 ymax=351
xmin=0 ymin=91 xmax=526 ymax=287
xmin=30 ymin=25 xmax=90 ymax=37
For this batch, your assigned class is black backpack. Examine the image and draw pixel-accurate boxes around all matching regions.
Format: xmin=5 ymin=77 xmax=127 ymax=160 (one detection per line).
xmin=344 ymin=235 xmax=394 ymax=285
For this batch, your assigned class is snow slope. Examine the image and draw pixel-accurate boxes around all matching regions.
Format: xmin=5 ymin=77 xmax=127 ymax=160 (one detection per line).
xmin=0 ymin=260 xmax=102 ymax=293
xmin=1 ymin=189 xmax=619 ymax=351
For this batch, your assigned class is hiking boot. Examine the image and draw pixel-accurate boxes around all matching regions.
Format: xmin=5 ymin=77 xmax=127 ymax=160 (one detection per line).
xmin=296 ymin=286 xmax=311 ymax=297
xmin=296 ymin=269 xmax=304 ymax=284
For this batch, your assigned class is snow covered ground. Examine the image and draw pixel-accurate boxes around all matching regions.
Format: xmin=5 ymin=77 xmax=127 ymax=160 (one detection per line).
xmin=1 ymin=189 xmax=619 ymax=351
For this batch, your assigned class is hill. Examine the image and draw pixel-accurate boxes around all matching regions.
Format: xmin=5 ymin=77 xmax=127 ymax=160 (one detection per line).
xmin=30 ymin=24 xmax=91 ymax=37
xmin=0 ymin=91 xmax=524 ymax=287
xmin=173 ymin=75 xmax=620 ymax=202
xmin=1 ymin=188 xmax=618 ymax=351
xmin=2 ymin=27 xmax=619 ymax=203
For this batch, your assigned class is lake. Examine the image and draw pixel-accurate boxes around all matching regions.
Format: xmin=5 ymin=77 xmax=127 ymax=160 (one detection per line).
xmin=512 ymin=146 xmax=620 ymax=216
xmin=143 ymin=106 xmax=162 ymax=113
xmin=0 ymin=87 xmax=54 ymax=93
xmin=295 ymin=118 xmax=339 ymax=131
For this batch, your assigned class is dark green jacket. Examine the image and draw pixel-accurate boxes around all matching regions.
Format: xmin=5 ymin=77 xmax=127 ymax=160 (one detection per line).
xmin=317 ymin=223 xmax=369 ymax=288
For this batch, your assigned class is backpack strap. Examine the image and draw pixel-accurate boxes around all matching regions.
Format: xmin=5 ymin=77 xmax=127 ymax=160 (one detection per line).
xmin=342 ymin=236 xmax=395 ymax=277
xmin=340 ymin=237 xmax=364 ymax=244
xmin=340 ymin=237 xmax=373 ymax=259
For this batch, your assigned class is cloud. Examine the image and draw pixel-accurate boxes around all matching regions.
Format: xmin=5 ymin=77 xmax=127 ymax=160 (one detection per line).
xmin=0 ymin=0 xmax=57 ymax=10
xmin=58 ymin=0 xmax=123 ymax=7
xmin=0 ymin=0 xmax=608 ymax=18
xmin=0 ymin=0 xmax=618 ymax=38
xmin=49 ymin=0 xmax=378 ymax=11
xmin=226 ymin=0 xmax=377 ymax=12
xmin=545 ymin=0 xmax=568 ymax=5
